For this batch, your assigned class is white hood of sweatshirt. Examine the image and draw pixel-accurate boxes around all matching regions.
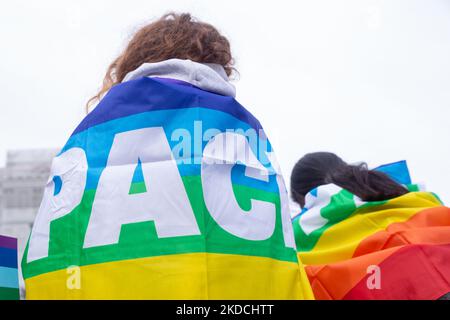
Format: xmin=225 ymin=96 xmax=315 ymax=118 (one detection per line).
xmin=122 ymin=59 xmax=236 ymax=98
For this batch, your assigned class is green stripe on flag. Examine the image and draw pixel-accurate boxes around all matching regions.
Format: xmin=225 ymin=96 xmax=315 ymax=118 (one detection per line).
xmin=0 ymin=287 xmax=20 ymax=300
xmin=22 ymin=175 xmax=297 ymax=279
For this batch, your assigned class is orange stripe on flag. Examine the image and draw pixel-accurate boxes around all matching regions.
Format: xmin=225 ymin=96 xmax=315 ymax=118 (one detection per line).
xmin=304 ymin=248 xmax=396 ymax=300
xmin=353 ymin=206 xmax=450 ymax=257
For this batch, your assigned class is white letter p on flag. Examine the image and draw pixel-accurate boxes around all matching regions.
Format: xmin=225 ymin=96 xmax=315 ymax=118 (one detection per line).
xmin=27 ymin=148 xmax=88 ymax=262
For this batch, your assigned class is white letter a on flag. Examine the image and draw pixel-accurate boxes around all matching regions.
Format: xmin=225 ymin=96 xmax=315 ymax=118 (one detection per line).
xmin=83 ymin=127 xmax=200 ymax=248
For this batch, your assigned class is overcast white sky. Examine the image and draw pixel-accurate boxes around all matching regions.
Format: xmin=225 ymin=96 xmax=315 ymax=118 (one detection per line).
xmin=0 ymin=0 xmax=449 ymax=204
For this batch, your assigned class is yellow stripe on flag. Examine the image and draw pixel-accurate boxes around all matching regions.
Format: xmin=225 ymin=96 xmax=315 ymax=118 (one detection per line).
xmin=300 ymin=192 xmax=441 ymax=265
xmin=25 ymin=253 xmax=313 ymax=300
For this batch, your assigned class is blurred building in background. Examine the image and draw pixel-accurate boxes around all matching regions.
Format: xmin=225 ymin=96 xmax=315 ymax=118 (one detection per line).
xmin=0 ymin=149 xmax=57 ymax=262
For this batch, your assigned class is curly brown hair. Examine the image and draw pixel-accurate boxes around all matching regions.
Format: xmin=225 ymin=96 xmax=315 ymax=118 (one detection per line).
xmin=87 ymin=12 xmax=234 ymax=112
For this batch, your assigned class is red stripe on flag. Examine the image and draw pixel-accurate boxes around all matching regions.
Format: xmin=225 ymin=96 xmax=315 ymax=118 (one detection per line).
xmin=343 ymin=243 xmax=450 ymax=300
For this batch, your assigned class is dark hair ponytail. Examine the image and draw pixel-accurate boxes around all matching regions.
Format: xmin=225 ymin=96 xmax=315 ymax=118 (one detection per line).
xmin=290 ymin=152 xmax=409 ymax=207
xmin=329 ymin=163 xmax=409 ymax=201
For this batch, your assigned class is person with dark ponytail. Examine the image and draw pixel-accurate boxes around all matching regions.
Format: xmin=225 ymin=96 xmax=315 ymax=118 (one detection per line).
xmin=290 ymin=152 xmax=408 ymax=208
xmin=290 ymin=152 xmax=450 ymax=300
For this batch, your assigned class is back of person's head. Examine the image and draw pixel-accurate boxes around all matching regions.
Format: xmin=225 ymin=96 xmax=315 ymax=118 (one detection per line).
xmin=87 ymin=12 xmax=234 ymax=111
xmin=290 ymin=152 xmax=409 ymax=207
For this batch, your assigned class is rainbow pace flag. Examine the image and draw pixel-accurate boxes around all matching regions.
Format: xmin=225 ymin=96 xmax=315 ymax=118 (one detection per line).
xmin=0 ymin=235 xmax=19 ymax=300
xmin=293 ymin=161 xmax=450 ymax=300
xmin=22 ymin=76 xmax=313 ymax=300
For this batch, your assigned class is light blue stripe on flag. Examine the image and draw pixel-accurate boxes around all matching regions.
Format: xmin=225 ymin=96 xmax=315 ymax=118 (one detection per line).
xmin=0 ymin=266 xmax=19 ymax=289
xmin=375 ymin=160 xmax=412 ymax=185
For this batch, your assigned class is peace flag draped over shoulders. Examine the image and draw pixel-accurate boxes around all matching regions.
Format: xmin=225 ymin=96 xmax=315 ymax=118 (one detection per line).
xmin=22 ymin=75 xmax=313 ymax=299
xmin=293 ymin=161 xmax=450 ymax=300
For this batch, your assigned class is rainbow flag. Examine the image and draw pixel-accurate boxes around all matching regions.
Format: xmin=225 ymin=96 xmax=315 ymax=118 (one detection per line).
xmin=0 ymin=235 xmax=19 ymax=300
xmin=22 ymin=76 xmax=313 ymax=299
xmin=293 ymin=161 xmax=450 ymax=300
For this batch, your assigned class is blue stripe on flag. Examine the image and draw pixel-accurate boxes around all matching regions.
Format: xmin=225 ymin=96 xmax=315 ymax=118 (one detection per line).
xmin=73 ymin=77 xmax=262 ymax=136
xmin=0 ymin=247 xmax=18 ymax=268
xmin=375 ymin=160 xmax=412 ymax=185
xmin=0 ymin=266 xmax=19 ymax=289
xmin=61 ymin=108 xmax=275 ymax=191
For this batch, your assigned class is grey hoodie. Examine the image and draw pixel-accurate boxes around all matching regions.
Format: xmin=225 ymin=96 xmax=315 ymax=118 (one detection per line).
xmin=122 ymin=58 xmax=236 ymax=98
